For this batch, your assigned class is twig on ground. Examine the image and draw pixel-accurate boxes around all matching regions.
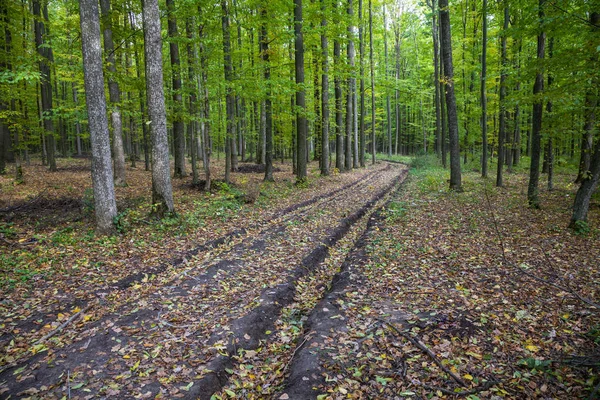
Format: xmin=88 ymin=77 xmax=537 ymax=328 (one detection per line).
xmin=481 ymin=181 xmax=600 ymax=310
xmin=282 ymin=332 xmax=314 ymax=375
xmin=421 ymin=379 xmax=501 ymax=397
xmin=378 ymin=318 xmax=467 ymax=387
xmin=34 ymin=304 xmax=93 ymax=345
xmin=0 ymin=189 xmax=47 ymax=213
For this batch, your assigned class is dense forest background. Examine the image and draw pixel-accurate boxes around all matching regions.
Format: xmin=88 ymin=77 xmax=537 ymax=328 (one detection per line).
xmin=0 ymin=0 xmax=599 ymax=229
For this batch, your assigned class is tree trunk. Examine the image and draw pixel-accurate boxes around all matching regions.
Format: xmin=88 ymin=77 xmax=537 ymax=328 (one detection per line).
xmin=320 ymin=0 xmax=330 ymax=176
xmin=294 ymin=0 xmax=308 ymax=182
xmin=481 ymin=0 xmax=488 ymax=178
xmin=143 ymin=0 xmax=175 ymax=217
xmin=570 ymin=139 xmax=600 ymax=228
xmin=575 ymin=12 xmax=599 ymax=185
xmin=358 ymin=0 xmax=366 ymax=166
xmin=260 ymin=6 xmax=274 ymax=181
xmin=79 ymin=0 xmax=118 ymax=234
xmin=166 ymin=0 xmax=186 ymax=178
xmin=430 ymin=0 xmax=441 ymax=158
xmin=221 ymin=0 xmax=235 ymax=184
xmin=527 ymin=0 xmax=545 ymax=209
xmin=383 ymin=4 xmax=391 ymax=158
xmin=334 ymin=21 xmax=344 ymax=171
xmin=496 ymin=2 xmax=508 ymax=187
xmin=99 ymin=0 xmax=126 ymax=185
xmin=33 ymin=0 xmax=56 ymax=171
xmin=369 ymin=0 xmax=375 ymax=165
xmin=546 ymin=37 xmax=554 ymax=191
xmin=185 ymin=18 xmax=198 ymax=185
xmin=439 ymin=0 xmax=461 ymax=190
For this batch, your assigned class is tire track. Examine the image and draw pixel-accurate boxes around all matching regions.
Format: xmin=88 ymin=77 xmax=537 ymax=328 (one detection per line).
xmin=0 ymin=163 xmax=405 ymax=398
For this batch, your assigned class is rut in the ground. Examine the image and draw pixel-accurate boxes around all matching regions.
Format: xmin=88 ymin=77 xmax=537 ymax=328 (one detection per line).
xmin=0 ymin=163 xmax=407 ymax=399
xmin=0 ymin=165 xmax=383 ymax=359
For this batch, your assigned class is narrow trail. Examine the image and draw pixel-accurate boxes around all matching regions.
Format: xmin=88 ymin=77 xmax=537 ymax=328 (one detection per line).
xmin=0 ymin=162 xmax=408 ymax=399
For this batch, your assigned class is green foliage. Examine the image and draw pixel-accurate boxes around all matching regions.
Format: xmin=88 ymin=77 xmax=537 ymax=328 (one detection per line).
xmin=572 ymin=220 xmax=590 ymax=236
xmin=82 ymin=188 xmax=95 ymax=215
xmin=517 ymin=357 xmax=552 ymax=372
xmin=384 ymin=201 xmax=407 ymax=223
xmin=409 ymin=154 xmax=440 ymax=170
xmin=0 ymin=222 xmax=18 ymax=240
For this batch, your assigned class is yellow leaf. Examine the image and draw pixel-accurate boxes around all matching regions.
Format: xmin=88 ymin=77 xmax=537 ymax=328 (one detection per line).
xmin=73 ymin=307 xmax=81 ymax=313
xmin=463 ymin=374 xmax=473 ymax=381
xmin=57 ymin=313 xmax=65 ymax=320
xmin=83 ymin=315 xmax=92 ymax=322
xmin=526 ymin=345 xmax=539 ymax=352
xmin=123 ymin=354 xmax=130 ymax=359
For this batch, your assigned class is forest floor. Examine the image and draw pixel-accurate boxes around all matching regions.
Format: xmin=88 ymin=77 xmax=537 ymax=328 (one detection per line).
xmin=0 ymin=156 xmax=599 ymax=399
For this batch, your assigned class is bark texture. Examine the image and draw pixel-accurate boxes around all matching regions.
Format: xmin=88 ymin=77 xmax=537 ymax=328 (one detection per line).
xmin=79 ymin=0 xmax=118 ymax=234
xmin=439 ymin=0 xmax=462 ymax=190
xmin=142 ymin=0 xmax=175 ymax=217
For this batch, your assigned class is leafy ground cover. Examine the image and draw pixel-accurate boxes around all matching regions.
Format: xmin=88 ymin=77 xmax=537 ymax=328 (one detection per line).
xmin=1 ymin=156 xmax=599 ymax=399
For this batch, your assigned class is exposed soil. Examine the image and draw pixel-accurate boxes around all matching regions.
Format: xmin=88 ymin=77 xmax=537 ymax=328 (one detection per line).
xmin=0 ymin=160 xmax=407 ymax=399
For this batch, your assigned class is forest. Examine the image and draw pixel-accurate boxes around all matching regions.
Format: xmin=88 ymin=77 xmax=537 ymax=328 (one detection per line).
xmin=0 ymin=0 xmax=599 ymax=398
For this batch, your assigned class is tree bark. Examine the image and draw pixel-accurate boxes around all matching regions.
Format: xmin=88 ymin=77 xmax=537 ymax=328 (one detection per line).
xmin=221 ymin=0 xmax=235 ymax=183
xmin=33 ymin=0 xmax=56 ymax=171
xmin=294 ymin=0 xmax=308 ymax=182
xmin=439 ymin=0 xmax=462 ymax=190
xmin=166 ymin=0 xmax=186 ymax=178
xmin=79 ymin=0 xmax=118 ymax=234
xmin=358 ymin=0 xmax=366 ymax=166
xmin=320 ymin=0 xmax=330 ymax=176
xmin=481 ymin=0 xmax=488 ymax=178
xmin=260 ymin=5 xmax=274 ymax=181
xmin=142 ymin=0 xmax=175 ymax=217
xmin=430 ymin=0 xmax=441 ymax=158
xmin=334 ymin=0 xmax=344 ymax=171
xmin=527 ymin=0 xmax=545 ymax=208
xmin=496 ymin=2 xmax=508 ymax=187
xmin=99 ymin=0 xmax=126 ymax=186
xmin=369 ymin=0 xmax=375 ymax=164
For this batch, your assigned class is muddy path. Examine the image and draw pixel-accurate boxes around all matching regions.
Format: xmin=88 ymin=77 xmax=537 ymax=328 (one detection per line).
xmin=0 ymin=162 xmax=407 ymax=399
xmin=0 ymin=164 xmax=384 ymax=358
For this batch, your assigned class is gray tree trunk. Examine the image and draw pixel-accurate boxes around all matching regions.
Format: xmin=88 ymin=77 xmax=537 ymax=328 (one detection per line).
xmin=496 ymin=2 xmax=508 ymax=187
xmin=260 ymin=6 xmax=273 ymax=181
xmin=142 ymin=0 xmax=175 ymax=217
xmin=320 ymin=0 xmax=330 ymax=176
xmin=99 ymin=0 xmax=126 ymax=186
xmin=369 ymin=0 xmax=375 ymax=164
xmin=33 ymin=0 xmax=56 ymax=171
xmin=439 ymin=0 xmax=462 ymax=190
xmin=166 ymin=0 xmax=186 ymax=178
xmin=481 ymin=0 xmax=488 ymax=178
xmin=358 ymin=0 xmax=366 ymax=166
xmin=334 ymin=1 xmax=344 ymax=171
xmin=527 ymin=0 xmax=545 ymax=208
xmin=79 ymin=0 xmax=118 ymax=234
xmin=294 ymin=0 xmax=307 ymax=182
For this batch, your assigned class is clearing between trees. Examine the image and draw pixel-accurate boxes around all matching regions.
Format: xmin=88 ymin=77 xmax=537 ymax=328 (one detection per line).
xmin=1 ymin=158 xmax=599 ymax=399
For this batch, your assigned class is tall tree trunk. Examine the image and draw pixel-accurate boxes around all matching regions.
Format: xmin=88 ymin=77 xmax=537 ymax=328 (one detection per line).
xmin=575 ymin=12 xmax=599 ymax=185
xmin=294 ymin=0 xmax=308 ymax=182
xmin=221 ymin=0 xmax=235 ymax=183
xmin=430 ymin=0 xmax=441 ymax=158
xmin=345 ymin=0 xmax=355 ymax=170
xmin=527 ymin=0 xmax=546 ymax=208
xmin=439 ymin=0 xmax=462 ymax=190
xmin=260 ymin=6 xmax=274 ymax=181
xmin=166 ymin=0 xmax=186 ymax=178
xmin=79 ymin=0 xmax=117 ymax=234
xmin=199 ymin=8 xmax=212 ymax=191
xmin=143 ymin=0 xmax=175 ymax=217
xmin=320 ymin=0 xmax=330 ymax=176
xmin=33 ymin=0 xmax=56 ymax=171
xmin=186 ymin=19 xmax=198 ymax=185
xmin=383 ymin=5 xmax=392 ymax=158
xmin=369 ymin=0 xmax=375 ymax=164
xmin=496 ymin=2 xmax=508 ymax=187
xmin=334 ymin=11 xmax=344 ymax=171
xmin=481 ymin=0 xmax=488 ymax=178
xmin=358 ymin=0 xmax=366 ymax=166
xmin=546 ymin=37 xmax=554 ymax=191
xmin=99 ymin=0 xmax=126 ymax=185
